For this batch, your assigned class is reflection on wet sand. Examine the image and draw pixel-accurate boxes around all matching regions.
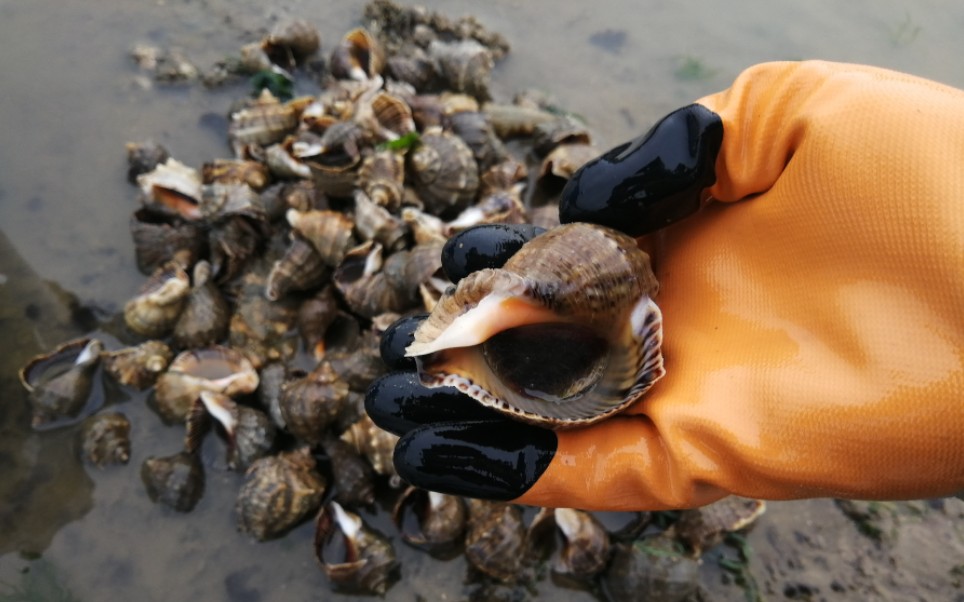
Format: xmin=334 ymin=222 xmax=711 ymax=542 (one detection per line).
xmin=0 ymin=230 xmax=94 ymax=556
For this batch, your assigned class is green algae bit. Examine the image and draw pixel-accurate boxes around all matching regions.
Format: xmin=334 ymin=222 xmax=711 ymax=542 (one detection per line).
xmin=378 ymin=131 xmax=421 ymax=152
xmin=250 ymin=69 xmax=294 ymax=101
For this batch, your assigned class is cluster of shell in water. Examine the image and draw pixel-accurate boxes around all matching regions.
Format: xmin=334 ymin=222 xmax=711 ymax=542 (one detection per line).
xmin=17 ymin=2 xmax=763 ymax=598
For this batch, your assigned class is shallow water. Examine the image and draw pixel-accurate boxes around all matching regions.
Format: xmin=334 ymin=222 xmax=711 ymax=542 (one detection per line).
xmin=2 ymin=0 xmax=963 ymax=600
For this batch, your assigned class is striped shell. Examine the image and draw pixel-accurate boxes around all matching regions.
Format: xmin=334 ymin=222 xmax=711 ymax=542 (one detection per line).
xmin=405 ymin=222 xmax=663 ymax=429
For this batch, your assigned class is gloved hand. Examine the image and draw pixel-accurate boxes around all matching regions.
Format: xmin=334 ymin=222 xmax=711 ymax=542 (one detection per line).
xmin=366 ymin=60 xmax=964 ymax=511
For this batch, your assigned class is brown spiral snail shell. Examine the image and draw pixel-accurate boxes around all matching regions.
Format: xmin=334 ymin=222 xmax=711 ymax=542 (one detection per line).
xmin=406 ymin=222 xmax=664 ymax=429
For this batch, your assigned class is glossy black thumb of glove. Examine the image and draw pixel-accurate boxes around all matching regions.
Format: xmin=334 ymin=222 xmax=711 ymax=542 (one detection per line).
xmin=560 ymin=103 xmax=723 ymax=236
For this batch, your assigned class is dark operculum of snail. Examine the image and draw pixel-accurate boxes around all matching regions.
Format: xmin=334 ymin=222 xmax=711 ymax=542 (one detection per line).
xmin=406 ymin=222 xmax=664 ymax=429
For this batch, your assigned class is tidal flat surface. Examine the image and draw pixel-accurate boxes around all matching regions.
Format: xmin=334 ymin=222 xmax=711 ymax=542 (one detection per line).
xmin=1 ymin=1 xmax=962 ymax=600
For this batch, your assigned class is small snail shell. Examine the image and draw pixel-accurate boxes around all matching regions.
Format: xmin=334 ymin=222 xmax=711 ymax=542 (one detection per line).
xmin=236 ymin=447 xmax=326 ymax=541
xmin=314 ymin=501 xmax=398 ymax=595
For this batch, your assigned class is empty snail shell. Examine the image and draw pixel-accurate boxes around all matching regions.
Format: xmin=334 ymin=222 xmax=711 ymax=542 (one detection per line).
xmin=265 ymin=139 xmax=313 ymax=180
xmin=401 ymin=206 xmax=447 ymax=246
xmin=531 ymin=114 xmax=593 ymax=156
xmin=529 ymin=507 xmax=611 ymax=582
xmin=536 ymin=142 xmax=600 ymax=196
xmin=314 ymin=501 xmax=399 ymax=595
xmin=136 ymin=158 xmax=203 ymax=220
xmin=442 ymin=159 xmax=528 ymax=234
xmin=196 ymin=391 xmax=276 ymax=471
xmin=329 ymin=28 xmax=385 ymax=81
xmin=19 ymin=337 xmax=104 ymax=429
xmin=443 ymin=187 xmax=527 ymax=235
xmin=392 ymin=487 xmax=466 ymax=554
xmin=406 ymin=222 xmax=664 ymax=429
xmin=153 ymin=346 xmax=260 ymax=423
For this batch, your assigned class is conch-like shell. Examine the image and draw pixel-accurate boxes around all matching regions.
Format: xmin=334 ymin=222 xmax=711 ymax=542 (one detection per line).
xmin=260 ymin=18 xmax=320 ymax=68
xmin=329 ymin=28 xmax=385 ymax=81
xmin=123 ymin=259 xmax=191 ymax=338
xmin=406 ymin=222 xmax=663 ymax=429
xmin=103 ymin=339 xmax=173 ymax=390
xmin=20 ymin=337 xmax=104 ymax=429
xmin=136 ymin=158 xmax=203 ymax=220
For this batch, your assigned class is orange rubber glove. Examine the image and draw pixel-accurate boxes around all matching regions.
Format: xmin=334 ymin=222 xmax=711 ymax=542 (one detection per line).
xmin=520 ymin=60 xmax=964 ymax=509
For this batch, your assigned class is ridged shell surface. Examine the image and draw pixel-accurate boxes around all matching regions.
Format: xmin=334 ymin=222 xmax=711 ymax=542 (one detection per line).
xmin=406 ymin=222 xmax=663 ymax=428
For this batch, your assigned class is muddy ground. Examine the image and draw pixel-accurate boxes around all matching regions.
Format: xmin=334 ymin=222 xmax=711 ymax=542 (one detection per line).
xmin=1 ymin=1 xmax=962 ymax=600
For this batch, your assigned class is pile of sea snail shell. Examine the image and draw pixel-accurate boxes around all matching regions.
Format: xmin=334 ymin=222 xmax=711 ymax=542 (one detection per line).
xmin=18 ymin=2 xmax=765 ymax=598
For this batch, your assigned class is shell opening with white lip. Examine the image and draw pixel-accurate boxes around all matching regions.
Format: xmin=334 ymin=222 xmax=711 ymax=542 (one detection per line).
xmin=405 ymin=222 xmax=664 ymax=429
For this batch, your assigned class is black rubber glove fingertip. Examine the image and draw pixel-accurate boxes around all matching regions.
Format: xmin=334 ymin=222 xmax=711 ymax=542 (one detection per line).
xmin=560 ymin=103 xmax=723 ymax=236
xmin=366 ymin=372 xmax=509 ymax=436
xmin=378 ymin=313 xmax=428 ymax=371
xmin=393 ymin=421 xmax=557 ymax=501
xmin=441 ymin=224 xmax=545 ymax=283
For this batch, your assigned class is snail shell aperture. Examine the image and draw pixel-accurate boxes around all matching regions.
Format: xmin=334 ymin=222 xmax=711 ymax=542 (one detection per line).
xmin=405 ymin=222 xmax=664 ymax=429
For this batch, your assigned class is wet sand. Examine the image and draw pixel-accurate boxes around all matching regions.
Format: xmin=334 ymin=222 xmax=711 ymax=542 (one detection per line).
xmin=1 ymin=1 xmax=962 ymax=600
